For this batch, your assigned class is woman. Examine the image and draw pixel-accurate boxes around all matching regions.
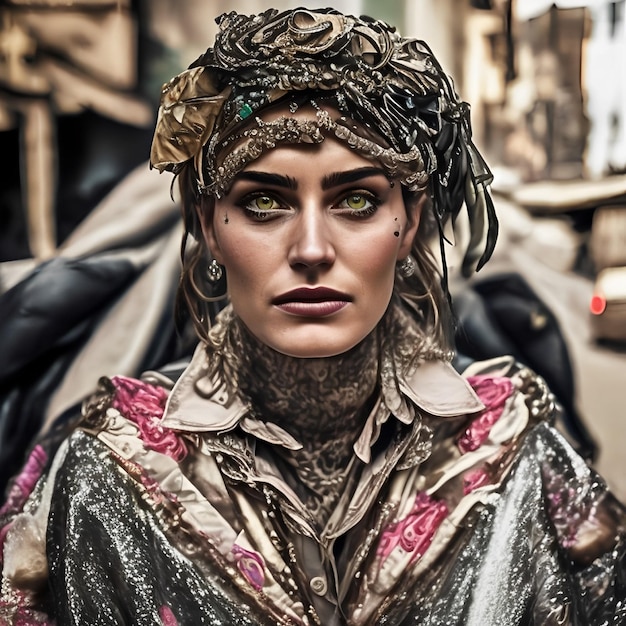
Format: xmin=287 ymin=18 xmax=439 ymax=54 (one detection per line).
xmin=1 ymin=8 xmax=624 ymax=626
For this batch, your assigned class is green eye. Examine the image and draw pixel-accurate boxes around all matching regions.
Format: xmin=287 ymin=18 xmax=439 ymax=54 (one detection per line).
xmin=255 ymin=196 xmax=276 ymax=211
xmin=346 ymin=194 xmax=367 ymax=210
xmin=336 ymin=192 xmax=379 ymax=217
xmin=240 ymin=193 xmax=287 ymax=221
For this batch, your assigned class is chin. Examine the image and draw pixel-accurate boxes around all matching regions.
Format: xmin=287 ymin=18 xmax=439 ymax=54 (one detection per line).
xmin=266 ymin=331 xmax=367 ymax=359
xmin=268 ymin=343 xmax=353 ymax=359
xmin=283 ymin=347 xmax=351 ymax=359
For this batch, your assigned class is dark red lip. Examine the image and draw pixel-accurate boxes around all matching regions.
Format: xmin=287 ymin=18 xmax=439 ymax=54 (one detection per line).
xmin=272 ymin=287 xmax=352 ymax=305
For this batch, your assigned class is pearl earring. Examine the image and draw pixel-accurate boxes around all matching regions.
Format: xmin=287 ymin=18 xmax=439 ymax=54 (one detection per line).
xmin=207 ymin=259 xmax=223 ymax=282
xmin=398 ymin=255 xmax=416 ymax=278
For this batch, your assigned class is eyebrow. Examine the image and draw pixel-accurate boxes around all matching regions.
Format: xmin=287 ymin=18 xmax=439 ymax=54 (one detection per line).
xmin=234 ymin=166 xmax=388 ymax=191
xmin=234 ymin=171 xmax=298 ymax=189
xmin=321 ymin=167 xmax=388 ymax=190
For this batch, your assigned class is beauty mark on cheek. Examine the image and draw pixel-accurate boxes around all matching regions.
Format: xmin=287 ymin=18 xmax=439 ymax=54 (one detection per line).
xmin=393 ymin=217 xmax=400 ymax=238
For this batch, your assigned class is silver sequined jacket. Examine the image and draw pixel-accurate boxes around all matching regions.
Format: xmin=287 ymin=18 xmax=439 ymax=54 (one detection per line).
xmin=0 ymin=351 xmax=625 ymax=625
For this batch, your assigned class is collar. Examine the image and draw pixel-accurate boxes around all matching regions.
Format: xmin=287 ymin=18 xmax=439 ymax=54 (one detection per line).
xmin=161 ymin=342 xmax=484 ymax=461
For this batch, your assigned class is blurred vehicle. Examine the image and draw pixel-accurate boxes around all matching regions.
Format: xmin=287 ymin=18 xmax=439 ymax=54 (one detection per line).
xmin=590 ymin=266 xmax=626 ymax=343
xmin=589 ymin=206 xmax=626 ymax=343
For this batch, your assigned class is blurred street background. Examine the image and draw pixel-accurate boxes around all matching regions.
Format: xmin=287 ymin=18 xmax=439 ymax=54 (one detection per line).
xmin=1 ymin=0 xmax=625 ymax=498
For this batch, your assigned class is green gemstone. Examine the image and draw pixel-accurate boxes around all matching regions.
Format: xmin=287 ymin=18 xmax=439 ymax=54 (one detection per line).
xmin=239 ymin=103 xmax=253 ymax=119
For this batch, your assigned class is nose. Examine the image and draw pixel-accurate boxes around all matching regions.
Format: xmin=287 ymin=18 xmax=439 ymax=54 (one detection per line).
xmin=287 ymin=207 xmax=336 ymax=271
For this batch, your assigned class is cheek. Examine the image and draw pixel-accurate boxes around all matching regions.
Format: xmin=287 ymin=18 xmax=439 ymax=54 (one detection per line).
xmin=356 ymin=231 xmax=402 ymax=279
xmin=214 ymin=225 xmax=251 ymax=269
xmin=216 ymin=230 xmax=276 ymax=294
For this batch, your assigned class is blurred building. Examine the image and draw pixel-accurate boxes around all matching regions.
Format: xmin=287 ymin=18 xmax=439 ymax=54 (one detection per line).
xmin=0 ymin=0 xmax=153 ymax=264
xmin=462 ymin=1 xmax=626 ymax=185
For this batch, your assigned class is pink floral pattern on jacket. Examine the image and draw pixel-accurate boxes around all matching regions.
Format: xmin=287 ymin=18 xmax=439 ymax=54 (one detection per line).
xmin=111 ymin=376 xmax=188 ymax=462
xmin=457 ymin=375 xmax=514 ymax=453
xmin=159 ymin=605 xmax=179 ymax=625
xmin=377 ymin=492 xmax=448 ymax=565
xmin=462 ymin=466 xmax=492 ymax=495
xmin=231 ymin=544 xmax=266 ymax=591
xmin=0 ymin=445 xmax=47 ymax=520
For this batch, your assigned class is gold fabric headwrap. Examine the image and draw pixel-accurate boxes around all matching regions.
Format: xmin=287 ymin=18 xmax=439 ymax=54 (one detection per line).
xmin=149 ymin=8 xmax=498 ymax=276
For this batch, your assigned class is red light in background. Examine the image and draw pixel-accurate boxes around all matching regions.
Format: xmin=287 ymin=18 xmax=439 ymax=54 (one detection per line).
xmin=590 ymin=295 xmax=607 ymax=315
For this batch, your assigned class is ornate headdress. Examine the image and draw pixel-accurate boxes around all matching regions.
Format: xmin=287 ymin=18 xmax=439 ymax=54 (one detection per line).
xmin=150 ymin=7 xmax=498 ymax=276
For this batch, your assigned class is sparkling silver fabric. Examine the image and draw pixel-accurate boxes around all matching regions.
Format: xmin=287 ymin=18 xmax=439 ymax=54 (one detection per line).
xmin=388 ymin=423 xmax=626 ymax=625
xmin=2 ymin=346 xmax=625 ymax=624
xmin=28 ymin=421 xmax=626 ymax=625
xmin=47 ymin=431 xmax=275 ymax=625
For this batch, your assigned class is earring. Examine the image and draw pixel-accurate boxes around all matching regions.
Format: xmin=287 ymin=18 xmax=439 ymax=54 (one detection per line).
xmin=398 ymin=255 xmax=416 ymax=278
xmin=207 ymin=259 xmax=223 ymax=283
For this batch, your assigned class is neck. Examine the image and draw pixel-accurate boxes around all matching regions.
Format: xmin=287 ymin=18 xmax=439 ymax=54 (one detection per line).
xmin=220 ymin=315 xmax=380 ymax=525
xmin=235 ymin=321 xmax=379 ymax=448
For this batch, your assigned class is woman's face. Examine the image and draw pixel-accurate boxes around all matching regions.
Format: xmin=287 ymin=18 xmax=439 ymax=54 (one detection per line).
xmin=201 ymin=126 xmax=422 ymax=358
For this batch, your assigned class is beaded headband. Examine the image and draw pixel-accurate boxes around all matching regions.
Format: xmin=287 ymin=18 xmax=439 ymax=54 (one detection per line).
xmin=149 ymin=8 xmax=498 ymax=275
xmin=208 ymin=108 xmax=429 ymax=197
